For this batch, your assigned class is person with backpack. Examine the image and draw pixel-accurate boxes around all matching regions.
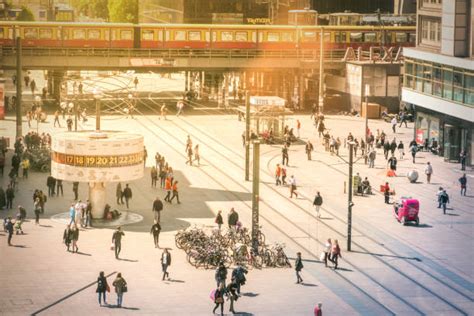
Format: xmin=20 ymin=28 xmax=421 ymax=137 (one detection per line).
xmin=112 ymin=273 xmax=127 ymax=308
xmin=295 ymin=252 xmax=304 ymax=284
xmin=96 ymin=271 xmax=109 ymax=306
xmin=313 ymin=192 xmax=323 ymax=218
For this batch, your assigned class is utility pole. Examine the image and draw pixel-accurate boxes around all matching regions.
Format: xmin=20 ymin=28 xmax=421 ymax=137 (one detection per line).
xmin=318 ymin=27 xmax=325 ymax=113
xmin=245 ymin=91 xmax=250 ymax=181
xmin=15 ymin=37 xmax=22 ymax=139
xmin=347 ymin=142 xmax=354 ymax=251
xmin=251 ymin=140 xmax=260 ymax=253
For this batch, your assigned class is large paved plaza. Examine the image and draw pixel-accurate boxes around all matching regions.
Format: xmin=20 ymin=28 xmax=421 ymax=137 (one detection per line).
xmin=0 ymin=110 xmax=472 ymax=315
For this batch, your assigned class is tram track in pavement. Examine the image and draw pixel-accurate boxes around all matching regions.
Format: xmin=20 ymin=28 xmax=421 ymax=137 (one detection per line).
xmin=130 ymin=103 xmax=470 ymax=315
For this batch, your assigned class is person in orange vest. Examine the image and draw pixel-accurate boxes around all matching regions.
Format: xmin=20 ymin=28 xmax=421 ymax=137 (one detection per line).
xmin=281 ymin=167 xmax=287 ymax=185
xmin=164 ymin=177 xmax=172 ymax=203
xmin=170 ymin=180 xmax=180 ymax=204
xmin=296 ymin=119 xmax=301 ymax=138
xmin=275 ymin=164 xmax=282 ymax=186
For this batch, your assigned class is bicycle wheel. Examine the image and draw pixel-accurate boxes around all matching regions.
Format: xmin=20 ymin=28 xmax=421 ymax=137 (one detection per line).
xmin=262 ymin=250 xmax=275 ymax=267
xmin=276 ymin=254 xmax=291 ymax=268
xmin=257 ymin=231 xmax=266 ymax=245
xmin=187 ymin=253 xmax=198 ymax=267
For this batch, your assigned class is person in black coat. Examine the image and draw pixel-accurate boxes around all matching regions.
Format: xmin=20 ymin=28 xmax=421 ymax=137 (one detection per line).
xmin=295 ymin=252 xmax=304 ymax=284
xmin=150 ymin=221 xmax=161 ymax=248
xmin=6 ymin=217 xmax=14 ymax=246
xmin=123 ymin=184 xmax=132 ymax=209
xmin=152 ymin=197 xmax=163 ymax=223
xmin=161 ymin=248 xmax=171 ymax=280
xmin=0 ymin=186 xmax=6 ymax=209
xmin=227 ymin=208 xmax=239 ymax=230
xmin=96 ymin=271 xmax=109 ymax=306
xmin=5 ymin=185 xmax=14 ymax=209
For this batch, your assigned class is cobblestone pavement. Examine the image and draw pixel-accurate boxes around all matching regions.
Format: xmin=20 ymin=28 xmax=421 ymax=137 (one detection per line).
xmin=0 ymin=111 xmax=472 ymax=315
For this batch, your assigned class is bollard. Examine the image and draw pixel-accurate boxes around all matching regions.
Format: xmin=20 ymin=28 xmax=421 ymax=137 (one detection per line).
xmin=344 ymin=181 xmax=346 ymax=194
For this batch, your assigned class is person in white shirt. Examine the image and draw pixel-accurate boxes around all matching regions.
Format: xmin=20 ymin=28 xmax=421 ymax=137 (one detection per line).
xmin=289 ymin=175 xmax=298 ymax=198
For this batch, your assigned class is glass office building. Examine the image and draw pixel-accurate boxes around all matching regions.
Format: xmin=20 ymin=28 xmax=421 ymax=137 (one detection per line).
xmin=401 ymin=0 xmax=474 ymax=166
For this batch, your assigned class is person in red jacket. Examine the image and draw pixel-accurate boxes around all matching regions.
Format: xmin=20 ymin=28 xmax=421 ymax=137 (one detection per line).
xmin=170 ymin=180 xmax=180 ymax=204
xmin=164 ymin=177 xmax=172 ymax=203
xmin=314 ymin=303 xmax=323 ymax=316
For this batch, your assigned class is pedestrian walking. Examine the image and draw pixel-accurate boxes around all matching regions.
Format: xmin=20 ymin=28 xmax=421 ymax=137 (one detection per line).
xmin=112 ymin=226 xmax=125 ymax=259
xmin=460 ymin=150 xmax=467 ymax=170
xmin=152 ymin=197 xmax=163 ymax=222
xmin=212 ymin=283 xmax=226 ymax=316
xmin=289 ymin=175 xmax=298 ymax=198
xmin=296 ymin=119 xmax=301 ymax=138
xmin=116 ymin=183 xmax=123 ymax=205
xmin=425 ymin=162 xmax=433 ymax=184
xmin=194 ymin=144 xmax=200 ymax=166
xmin=215 ymin=210 xmax=223 ymax=230
xmin=56 ymin=179 xmax=63 ymax=196
xmin=151 ymin=166 xmax=158 ymax=187
xmin=322 ymin=239 xmax=331 ymax=267
xmin=6 ymin=217 xmax=13 ymax=246
xmin=282 ymin=144 xmax=289 ymax=166
xmin=6 ymin=185 xmax=14 ymax=209
xmin=226 ymin=280 xmax=239 ymax=314
xmin=397 ymin=141 xmax=404 ymax=159
xmin=388 ymin=155 xmax=397 ymax=172
xmin=85 ymin=200 xmax=92 ymax=227
xmin=186 ymin=146 xmax=193 ymax=166
xmin=383 ymin=141 xmax=390 ymax=160
xmin=313 ymin=192 xmax=323 ymax=218
xmin=176 ymin=99 xmax=184 ymax=116
xmin=47 ymin=175 xmax=56 ymax=197
xmin=391 ymin=116 xmax=397 ymax=133
xmin=133 ymin=76 xmax=139 ymax=89
xmin=96 ymin=271 xmax=109 ymax=306
xmin=30 ymin=79 xmax=36 ymax=95
xmin=54 ymin=110 xmax=61 ymax=127
xmin=63 ymin=224 xmax=71 ymax=251
xmin=328 ymin=239 xmax=342 ymax=269
xmin=160 ymin=103 xmax=167 ymax=120
xmin=409 ymin=143 xmax=417 ymax=163
xmin=228 ymin=208 xmax=239 ymax=230
xmin=215 ymin=263 xmax=228 ymax=287
xmin=150 ymin=221 xmax=161 ymax=248
xmin=295 ymin=252 xmax=304 ymax=284
xmin=314 ymin=303 xmax=323 ymax=316
xmin=305 ymin=140 xmax=314 ymax=160
xmin=20 ymin=157 xmax=30 ymax=179
xmin=281 ymin=167 xmax=287 ymax=185
xmin=161 ymin=248 xmax=171 ymax=280
xmin=459 ymin=174 xmax=467 ymax=196
xmin=112 ymin=273 xmax=127 ymax=308
xmin=231 ymin=265 xmax=247 ymax=294
xmin=170 ymin=180 xmax=180 ymax=204
xmin=70 ymin=224 xmax=79 ymax=253
xmin=72 ymin=181 xmax=79 ymax=200
xmin=123 ymin=184 xmax=132 ymax=209
xmin=275 ymin=164 xmax=282 ymax=185
xmin=439 ymin=190 xmax=450 ymax=214
xmin=383 ymin=182 xmax=391 ymax=204
xmin=34 ymin=197 xmax=41 ymax=224
xmin=436 ymin=187 xmax=444 ymax=208
xmin=0 ymin=187 xmax=5 ymax=209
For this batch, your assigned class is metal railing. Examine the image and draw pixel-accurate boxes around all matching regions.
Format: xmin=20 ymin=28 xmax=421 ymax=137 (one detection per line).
xmin=0 ymin=47 xmax=347 ymax=62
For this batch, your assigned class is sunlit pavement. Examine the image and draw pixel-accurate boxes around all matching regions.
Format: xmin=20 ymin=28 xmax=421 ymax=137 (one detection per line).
xmin=0 ymin=111 xmax=472 ymax=315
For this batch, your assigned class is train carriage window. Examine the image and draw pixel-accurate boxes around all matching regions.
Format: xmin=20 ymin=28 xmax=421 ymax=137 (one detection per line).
xmin=212 ymin=31 xmax=217 ymax=42
xmin=62 ymin=28 xmax=69 ymax=40
xmin=142 ymin=30 xmax=154 ymax=40
xmin=188 ymin=31 xmax=201 ymax=41
xmin=395 ymin=32 xmax=408 ymax=43
xmin=174 ymin=30 xmax=185 ymax=41
xmin=120 ymin=30 xmax=132 ymax=40
xmin=104 ymin=29 xmax=109 ymax=40
xmin=24 ymin=28 xmax=38 ymax=39
xmin=350 ymin=32 xmax=363 ymax=42
xmin=364 ymin=32 xmax=377 ymax=42
xmin=335 ymin=32 xmax=347 ymax=43
xmin=72 ymin=29 xmax=85 ymax=40
xmin=39 ymin=29 xmax=53 ymax=39
xmin=324 ymin=32 xmax=331 ymax=42
xmin=267 ymin=32 xmax=279 ymax=42
xmin=303 ymin=31 xmax=316 ymax=41
xmin=221 ymin=31 xmax=233 ymax=41
xmin=281 ymin=32 xmax=293 ymax=42
xmin=0 ymin=28 xmax=4 ymax=39
xmin=235 ymin=31 xmax=248 ymax=42
xmin=88 ymin=29 xmax=101 ymax=40
xmin=408 ymin=33 xmax=416 ymax=43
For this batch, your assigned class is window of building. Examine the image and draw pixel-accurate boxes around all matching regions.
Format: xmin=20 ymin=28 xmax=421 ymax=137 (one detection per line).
xmin=423 ymin=65 xmax=432 ymax=94
xmin=453 ymin=71 xmax=464 ymax=103
xmin=420 ymin=17 xmax=441 ymax=45
xmin=443 ymin=69 xmax=453 ymax=100
xmin=465 ymin=74 xmax=474 ymax=105
xmin=432 ymin=65 xmax=442 ymax=97
xmin=142 ymin=30 xmax=154 ymax=41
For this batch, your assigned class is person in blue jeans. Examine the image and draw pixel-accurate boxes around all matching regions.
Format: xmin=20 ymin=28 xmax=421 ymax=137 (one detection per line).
xmin=113 ymin=273 xmax=127 ymax=308
xmin=96 ymin=271 xmax=108 ymax=306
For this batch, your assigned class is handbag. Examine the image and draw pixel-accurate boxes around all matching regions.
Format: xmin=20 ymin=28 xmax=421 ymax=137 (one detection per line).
xmin=110 ymin=243 xmax=115 ymax=251
xmin=319 ymin=252 xmax=326 ymax=261
xmin=122 ymin=284 xmax=128 ymax=293
xmin=215 ymin=297 xmax=224 ymax=304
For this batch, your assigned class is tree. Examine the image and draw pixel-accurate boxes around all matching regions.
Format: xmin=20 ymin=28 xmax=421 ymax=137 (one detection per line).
xmin=16 ymin=6 xmax=35 ymax=21
xmin=108 ymin=0 xmax=138 ymax=23
xmin=71 ymin=0 xmax=108 ymax=20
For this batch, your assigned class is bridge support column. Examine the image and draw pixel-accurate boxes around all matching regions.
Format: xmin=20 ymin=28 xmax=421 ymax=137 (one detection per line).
xmin=184 ymin=71 xmax=189 ymax=92
xmin=200 ymin=71 xmax=204 ymax=99
xmin=299 ymin=71 xmax=305 ymax=110
xmin=51 ymin=70 xmax=64 ymax=102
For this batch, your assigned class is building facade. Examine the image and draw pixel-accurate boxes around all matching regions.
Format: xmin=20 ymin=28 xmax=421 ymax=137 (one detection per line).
xmin=402 ymin=0 xmax=474 ymax=166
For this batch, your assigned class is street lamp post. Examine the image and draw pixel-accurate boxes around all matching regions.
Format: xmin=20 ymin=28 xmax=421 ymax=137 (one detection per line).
xmin=93 ymin=89 xmax=101 ymax=131
xmin=347 ymin=142 xmax=354 ymax=251
xmin=318 ymin=27 xmax=324 ymax=113
xmin=251 ymin=140 xmax=260 ymax=253
xmin=15 ymin=37 xmax=22 ymax=139
xmin=245 ymin=91 xmax=250 ymax=181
